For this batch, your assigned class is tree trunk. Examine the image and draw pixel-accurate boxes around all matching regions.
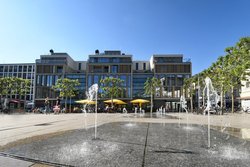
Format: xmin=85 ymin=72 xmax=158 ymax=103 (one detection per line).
xmin=203 ymin=89 xmax=205 ymax=107
xmin=231 ymin=86 xmax=234 ymax=113
xmin=150 ymin=92 xmax=153 ymax=115
xmin=220 ymin=86 xmax=223 ymax=115
xmin=70 ymin=96 xmax=72 ymax=113
xmin=65 ymin=97 xmax=67 ymax=113
xmin=190 ymin=94 xmax=193 ymax=113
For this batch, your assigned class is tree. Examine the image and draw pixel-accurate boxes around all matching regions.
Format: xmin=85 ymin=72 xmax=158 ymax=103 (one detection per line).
xmin=0 ymin=77 xmax=30 ymax=109
xmin=144 ymin=77 xmax=161 ymax=114
xmin=100 ymin=77 xmax=124 ymax=108
xmin=52 ymin=78 xmax=80 ymax=112
xmin=183 ymin=77 xmax=196 ymax=113
xmin=224 ymin=37 xmax=250 ymax=112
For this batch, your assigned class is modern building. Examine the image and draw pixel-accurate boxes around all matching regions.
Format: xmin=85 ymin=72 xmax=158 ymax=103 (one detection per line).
xmin=0 ymin=63 xmax=35 ymax=105
xmin=35 ymin=50 xmax=87 ymax=106
xmin=150 ymin=54 xmax=192 ymax=110
xmin=87 ymin=50 xmax=133 ymax=99
xmin=1 ymin=50 xmax=192 ymax=111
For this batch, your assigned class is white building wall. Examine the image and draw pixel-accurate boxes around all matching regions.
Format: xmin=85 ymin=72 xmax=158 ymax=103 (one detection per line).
xmin=241 ymin=73 xmax=250 ymax=110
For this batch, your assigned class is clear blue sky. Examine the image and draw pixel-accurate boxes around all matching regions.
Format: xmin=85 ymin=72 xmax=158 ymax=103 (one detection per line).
xmin=0 ymin=0 xmax=249 ymax=74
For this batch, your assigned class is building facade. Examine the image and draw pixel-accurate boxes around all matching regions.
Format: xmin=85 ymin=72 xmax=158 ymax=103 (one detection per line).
xmin=35 ymin=51 xmax=86 ymax=106
xmin=0 ymin=63 xmax=35 ymax=105
xmin=1 ymin=50 xmax=192 ymax=110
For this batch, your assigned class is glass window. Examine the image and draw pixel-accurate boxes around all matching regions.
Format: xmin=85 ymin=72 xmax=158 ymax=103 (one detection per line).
xmin=99 ymin=58 xmax=109 ymax=63
xmin=112 ymin=58 xmax=119 ymax=63
xmin=23 ymin=66 xmax=27 ymax=72
xmin=94 ymin=75 xmax=99 ymax=84
xmin=111 ymin=65 xmax=118 ymax=73
xmin=41 ymin=75 xmax=45 ymax=86
xmin=28 ymin=66 xmax=32 ymax=72
xmin=120 ymin=75 xmax=127 ymax=86
xmin=18 ymin=66 xmax=22 ymax=72
xmin=88 ymin=75 xmax=92 ymax=87
xmin=78 ymin=63 xmax=81 ymax=70
xmin=9 ymin=66 xmax=13 ymax=72
xmin=23 ymin=73 xmax=26 ymax=79
xmin=57 ymin=66 xmax=63 ymax=73
xmin=136 ymin=63 xmax=139 ymax=70
xmin=143 ymin=63 xmax=146 ymax=70
xmin=4 ymin=66 xmax=8 ymax=72
xmin=0 ymin=66 xmax=3 ymax=72
xmin=14 ymin=66 xmax=17 ymax=72
xmin=27 ymin=73 xmax=31 ymax=79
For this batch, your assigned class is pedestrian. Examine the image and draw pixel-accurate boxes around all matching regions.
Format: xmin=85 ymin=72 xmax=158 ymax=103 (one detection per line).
xmin=56 ymin=96 xmax=61 ymax=106
xmin=44 ymin=97 xmax=50 ymax=114
xmin=123 ymin=107 xmax=127 ymax=114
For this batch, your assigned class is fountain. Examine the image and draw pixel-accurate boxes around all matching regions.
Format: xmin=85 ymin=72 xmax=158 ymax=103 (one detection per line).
xmin=180 ymin=95 xmax=188 ymax=128
xmin=86 ymin=83 xmax=99 ymax=139
xmin=203 ymin=77 xmax=220 ymax=148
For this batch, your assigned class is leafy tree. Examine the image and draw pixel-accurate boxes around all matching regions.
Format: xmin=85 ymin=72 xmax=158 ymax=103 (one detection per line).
xmin=224 ymin=38 xmax=250 ymax=112
xmin=144 ymin=77 xmax=161 ymax=114
xmin=183 ymin=77 xmax=196 ymax=113
xmin=188 ymin=37 xmax=250 ymax=113
xmin=52 ymin=78 xmax=80 ymax=112
xmin=0 ymin=77 xmax=30 ymax=109
xmin=100 ymin=77 xmax=124 ymax=108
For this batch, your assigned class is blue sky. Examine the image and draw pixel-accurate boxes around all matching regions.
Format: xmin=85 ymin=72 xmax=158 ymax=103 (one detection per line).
xmin=0 ymin=0 xmax=249 ymax=74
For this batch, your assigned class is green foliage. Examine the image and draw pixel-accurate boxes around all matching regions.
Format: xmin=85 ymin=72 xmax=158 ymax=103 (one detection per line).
xmin=0 ymin=77 xmax=30 ymax=97
xmin=185 ymin=37 xmax=250 ymax=113
xmin=52 ymin=78 xmax=80 ymax=98
xmin=100 ymin=77 xmax=124 ymax=108
xmin=144 ymin=77 xmax=161 ymax=113
xmin=100 ymin=77 xmax=124 ymax=98
xmin=144 ymin=77 xmax=161 ymax=96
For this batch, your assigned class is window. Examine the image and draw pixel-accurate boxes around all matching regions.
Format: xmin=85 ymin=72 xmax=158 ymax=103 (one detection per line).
xmin=56 ymin=66 xmax=63 ymax=73
xmin=78 ymin=63 xmax=81 ymax=70
xmin=18 ymin=66 xmax=23 ymax=72
xmin=23 ymin=66 xmax=27 ymax=72
xmin=99 ymin=58 xmax=109 ymax=63
xmin=94 ymin=75 xmax=99 ymax=84
xmin=246 ymin=82 xmax=250 ymax=88
xmin=4 ymin=66 xmax=8 ymax=72
xmin=111 ymin=65 xmax=118 ymax=73
xmin=104 ymin=66 xmax=109 ymax=73
xmin=136 ymin=63 xmax=139 ymax=70
xmin=143 ymin=63 xmax=146 ymax=70
xmin=28 ymin=66 xmax=32 ymax=72
xmin=14 ymin=66 xmax=17 ymax=72
xmin=0 ymin=66 xmax=3 ymax=72
xmin=9 ymin=66 xmax=13 ymax=72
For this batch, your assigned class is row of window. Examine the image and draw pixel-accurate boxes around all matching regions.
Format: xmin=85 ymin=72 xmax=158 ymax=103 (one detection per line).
xmin=0 ymin=72 xmax=34 ymax=79
xmin=0 ymin=65 xmax=34 ymax=73
xmin=89 ymin=65 xmax=131 ymax=73
xmin=135 ymin=63 xmax=147 ymax=70
xmin=89 ymin=57 xmax=132 ymax=63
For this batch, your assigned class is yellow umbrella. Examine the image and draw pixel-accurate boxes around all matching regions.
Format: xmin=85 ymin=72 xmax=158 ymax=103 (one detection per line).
xmin=130 ymin=99 xmax=150 ymax=107
xmin=75 ymin=99 xmax=96 ymax=105
xmin=115 ymin=101 xmax=127 ymax=105
xmin=104 ymin=99 xmax=126 ymax=104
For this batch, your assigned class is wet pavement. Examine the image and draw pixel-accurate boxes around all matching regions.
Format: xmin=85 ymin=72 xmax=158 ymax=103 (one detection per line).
xmin=1 ymin=122 xmax=250 ymax=167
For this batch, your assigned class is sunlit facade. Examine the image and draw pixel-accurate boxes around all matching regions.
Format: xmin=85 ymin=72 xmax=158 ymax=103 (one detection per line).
xmin=0 ymin=50 xmax=191 ymax=109
xmin=0 ymin=63 xmax=35 ymax=102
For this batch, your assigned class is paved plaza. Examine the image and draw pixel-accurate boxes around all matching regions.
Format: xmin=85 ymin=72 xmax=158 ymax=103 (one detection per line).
xmin=1 ymin=112 xmax=250 ymax=166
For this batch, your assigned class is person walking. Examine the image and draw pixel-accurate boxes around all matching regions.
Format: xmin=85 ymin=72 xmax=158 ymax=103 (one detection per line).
xmin=44 ymin=97 xmax=50 ymax=114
